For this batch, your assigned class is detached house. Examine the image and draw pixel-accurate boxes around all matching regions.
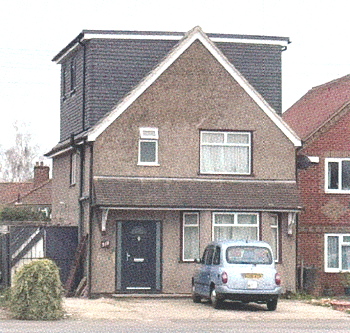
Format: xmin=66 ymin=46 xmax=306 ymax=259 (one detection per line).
xmin=46 ymin=26 xmax=301 ymax=296
xmin=283 ymin=74 xmax=350 ymax=296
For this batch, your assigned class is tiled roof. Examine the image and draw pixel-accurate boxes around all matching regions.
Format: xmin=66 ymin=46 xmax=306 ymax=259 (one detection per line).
xmin=9 ymin=180 xmax=52 ymax=206
xmin=93 ymin=177 xmax=302 ymax=211
xmin=283 ymin=74 xmax=350 ymax=140
xmin=0 ymin=182 xmax=34 ymax=205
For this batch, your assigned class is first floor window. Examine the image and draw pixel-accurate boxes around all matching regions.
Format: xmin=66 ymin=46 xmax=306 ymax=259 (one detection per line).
xmin=200 ymin=131 xmax=251 ymax=174
xmin=325 ymin=234 xmax=350 ymax=272
xmin=182 ymin=212 xmax=200 ymax=261
xmin=213 ymin=212 xmax=259 ymax=241
xmin=138 ymin=127 xmax=158 ymax=165
xmin=325 ymin=158 xmax=350 ymax=192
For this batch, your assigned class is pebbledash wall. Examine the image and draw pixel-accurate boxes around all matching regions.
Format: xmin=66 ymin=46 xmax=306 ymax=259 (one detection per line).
xmin=90 ymin=210 xmax=296 ymax=294
xmin=297 ymin=110 xmax=350 ymax=296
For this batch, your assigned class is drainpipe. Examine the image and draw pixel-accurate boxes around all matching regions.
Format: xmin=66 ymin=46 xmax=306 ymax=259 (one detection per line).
xmin=87 ymin=142 xmax=94 ymax=297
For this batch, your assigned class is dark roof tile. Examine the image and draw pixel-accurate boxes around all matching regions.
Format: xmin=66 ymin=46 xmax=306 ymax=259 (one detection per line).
xmin=93 ymin=177 xmax=301 ymax=211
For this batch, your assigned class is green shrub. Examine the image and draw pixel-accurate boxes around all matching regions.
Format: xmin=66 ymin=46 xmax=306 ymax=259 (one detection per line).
xmin=0 ymin=206 xmax=50 ymax=222
xmin=9 ymin=259 xmax=63 ymax=320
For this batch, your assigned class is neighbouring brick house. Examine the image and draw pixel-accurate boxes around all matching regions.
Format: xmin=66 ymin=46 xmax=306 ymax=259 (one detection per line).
xmin=46 ymin=26 xmax=302 ymax=296
xmin=283 ymin=74 xmax=350 ymax=296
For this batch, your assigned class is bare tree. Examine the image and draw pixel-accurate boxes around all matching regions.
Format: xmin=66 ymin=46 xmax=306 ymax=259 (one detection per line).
xmin=0 ymin=122 xmax=38 ymax=182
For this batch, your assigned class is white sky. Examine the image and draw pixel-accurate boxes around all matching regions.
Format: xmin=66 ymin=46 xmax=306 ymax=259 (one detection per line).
xmin=1 ymin=0 xmax=350 ymax=159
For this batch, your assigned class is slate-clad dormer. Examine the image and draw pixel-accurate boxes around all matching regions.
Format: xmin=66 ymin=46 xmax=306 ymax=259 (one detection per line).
xmin=53 ymin=29 xmax=289 ymax=142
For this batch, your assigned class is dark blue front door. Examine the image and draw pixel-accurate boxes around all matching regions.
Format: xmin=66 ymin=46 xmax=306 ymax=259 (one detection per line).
xmin=120 ymin=221 xmax=159 ymax=292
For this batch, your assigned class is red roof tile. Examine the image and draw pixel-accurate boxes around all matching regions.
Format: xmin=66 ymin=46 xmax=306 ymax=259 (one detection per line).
xmin=283 ymin=74 xmax=350 ymax=139
xmin=9 ymin=180 xmax=52 ymax=206
xmin=0 ymin=182 xmax=34 ymax=205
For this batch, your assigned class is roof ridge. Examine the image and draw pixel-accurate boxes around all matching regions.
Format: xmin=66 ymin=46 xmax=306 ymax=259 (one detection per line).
xmin=310 ymin=74 xmax=350 ymax=91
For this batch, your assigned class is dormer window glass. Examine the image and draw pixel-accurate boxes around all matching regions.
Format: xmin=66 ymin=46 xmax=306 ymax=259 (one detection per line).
xmin=70 ymin=57 xmax=76 ymax=93
xmin=138 ymin=127 xmax=159 ymax=166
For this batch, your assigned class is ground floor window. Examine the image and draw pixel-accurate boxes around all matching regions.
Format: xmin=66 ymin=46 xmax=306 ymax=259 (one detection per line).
xmin=270 ymin=214 xmax=279 ymax=262
xmin=325 ymin=234 xmax=350 ymax=272
xmin=213 ymin=212 xmax=259 ymax=242
xmin=182 ymin=212 xmax=200 ymax=261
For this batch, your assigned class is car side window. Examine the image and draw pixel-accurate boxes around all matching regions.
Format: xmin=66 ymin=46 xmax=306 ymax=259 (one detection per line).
xmin=213 ymin=246 xmax=221 ymax=265
xmin=205 ymin=247 xmax=215 ymax=265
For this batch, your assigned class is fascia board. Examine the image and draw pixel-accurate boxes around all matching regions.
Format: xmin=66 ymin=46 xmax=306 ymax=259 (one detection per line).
xmin=82 ymin=33 xmax=289 ymax=46
xmin=87 ymin=27 xmax=301 ymax=147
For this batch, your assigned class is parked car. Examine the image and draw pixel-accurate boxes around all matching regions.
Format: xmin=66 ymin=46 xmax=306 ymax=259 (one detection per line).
xmin=192 ymin=240 xmax=282 ymax=310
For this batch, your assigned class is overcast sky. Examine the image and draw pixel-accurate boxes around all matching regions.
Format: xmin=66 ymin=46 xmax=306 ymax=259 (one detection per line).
xmin=1 ymin=0 xmax=350 ymax=159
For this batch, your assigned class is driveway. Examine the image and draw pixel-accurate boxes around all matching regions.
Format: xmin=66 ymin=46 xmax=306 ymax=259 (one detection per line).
xmin=63 ymin=297 xmax=350 ymax=322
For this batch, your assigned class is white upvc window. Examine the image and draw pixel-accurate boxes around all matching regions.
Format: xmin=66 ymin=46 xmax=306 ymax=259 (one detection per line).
xmin=325 ymin=234 xmax=350 ymax=272
xmin=213 ymin=212 xmax=259 ymax=241
xmin=138 ymin=127 xmax=159 ymax=166
xmin=270 ymin=214 xmax=279 ymax=262
xmin=325 ymin=158 xmax=350 ymax=193
xmin=182 ymin=212 xmax=200 ymax=261
xmin=200 ymin=131 xmax=251 ymax=174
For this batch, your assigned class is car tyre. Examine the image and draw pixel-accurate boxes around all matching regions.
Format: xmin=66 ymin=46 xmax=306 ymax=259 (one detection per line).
xmin=192 ymin=285 xmax=201 ymax=303
xmin=267 ymin=299 xmax=278 ymax=311
xmin=210 ymin=286 xmax=223 ymax=309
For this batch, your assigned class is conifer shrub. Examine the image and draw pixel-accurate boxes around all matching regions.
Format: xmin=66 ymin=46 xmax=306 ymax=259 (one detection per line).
xmin=9 ymin=259 xmax=63 ymax=320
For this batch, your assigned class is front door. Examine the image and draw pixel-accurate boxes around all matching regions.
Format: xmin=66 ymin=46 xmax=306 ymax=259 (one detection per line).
xmin=117 ymin=221 xmax=161 ymax=293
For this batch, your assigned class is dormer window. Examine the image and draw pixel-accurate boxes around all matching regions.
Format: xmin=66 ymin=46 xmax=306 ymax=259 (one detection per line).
xmin=138 ymin=127 xmax=159 ymax=166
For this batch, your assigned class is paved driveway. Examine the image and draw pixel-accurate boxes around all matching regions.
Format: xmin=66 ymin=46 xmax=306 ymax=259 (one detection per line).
xmin=63 ymin=297 xmax=350 ymax=322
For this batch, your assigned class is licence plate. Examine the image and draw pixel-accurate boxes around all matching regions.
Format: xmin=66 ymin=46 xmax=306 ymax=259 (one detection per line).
xmin=243 ymin=273 xmax=263 ymax=279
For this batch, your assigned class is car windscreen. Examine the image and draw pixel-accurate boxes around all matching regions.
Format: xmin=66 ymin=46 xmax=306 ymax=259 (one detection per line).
xmin=226 ymin=246 xmax=272 ymax=265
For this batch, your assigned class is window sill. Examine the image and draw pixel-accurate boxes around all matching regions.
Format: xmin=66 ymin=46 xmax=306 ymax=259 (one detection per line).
xmin=137 ymin=163 xmax=160 ymax=167
xmin=325 ymin=190 xmax=350 ymax=194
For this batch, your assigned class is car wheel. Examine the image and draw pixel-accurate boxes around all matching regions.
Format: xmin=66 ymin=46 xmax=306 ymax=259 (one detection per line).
xmin=267 ymin=299 xmax=278 ymax=311
xmin=192 ymin=285 xmax=201 ymax=303
xmin=210 ymin=286 xmax=223 ymax=309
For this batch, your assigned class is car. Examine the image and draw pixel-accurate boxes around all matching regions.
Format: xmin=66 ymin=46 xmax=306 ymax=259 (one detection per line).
xmin=191 ymin=240 xmax=282 ymax=310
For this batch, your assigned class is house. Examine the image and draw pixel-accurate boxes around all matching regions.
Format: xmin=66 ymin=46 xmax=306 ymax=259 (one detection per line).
xmin=0 ymin=163 xmax=77 ymax=288
xmin=46 ymin=26 xmax=302 ymax=296
xmin=283 ymin=74 xmax=350 ymax=296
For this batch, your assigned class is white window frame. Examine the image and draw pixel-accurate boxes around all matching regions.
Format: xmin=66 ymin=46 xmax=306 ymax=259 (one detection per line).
xmin=70 ymin=152 xmax=77 ymax=186
xmin=182 ymin=212 xmax=200 ymax=261
xmin=325 ymin=233 xmax=350 ymax=272
xmin=200 ymin=131 xmax=251 ymax=175
xmin=270 ymin=214 xmax=279 ymax=262
xmin=325 ymin=158 xmax=350 ymax=193
xmin=138 ymin=127 xmax=159 ymax=166
xmin=212 ymin=212 xmax=259 ymax=241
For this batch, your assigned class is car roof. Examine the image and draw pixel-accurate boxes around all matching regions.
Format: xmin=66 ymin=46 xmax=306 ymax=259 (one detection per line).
xmin=207 ymin=240 xmax=272 ymax=248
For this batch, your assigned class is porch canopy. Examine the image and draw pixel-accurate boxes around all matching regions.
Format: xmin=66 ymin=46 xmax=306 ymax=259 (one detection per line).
xmin=93 ymin=177 xmax=302 ymax=212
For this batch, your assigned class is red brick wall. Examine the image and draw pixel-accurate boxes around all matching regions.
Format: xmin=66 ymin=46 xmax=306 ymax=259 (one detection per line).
xmin=297 ymin=110 xmax=350 ymax=295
